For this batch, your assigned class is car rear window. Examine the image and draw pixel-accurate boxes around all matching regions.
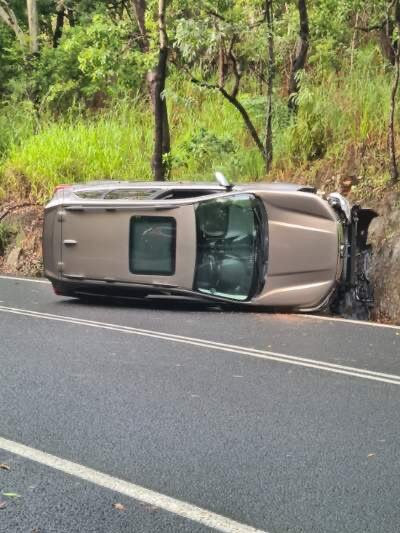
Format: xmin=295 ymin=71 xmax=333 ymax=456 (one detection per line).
xmin=129 ymin=216 xmax=176 ymax=275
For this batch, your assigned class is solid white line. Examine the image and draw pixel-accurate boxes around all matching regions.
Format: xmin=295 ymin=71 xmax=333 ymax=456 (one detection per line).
xmin=297 ymin=313 xmax=400 ymax=331
xmin=0 ymin=275 xmax=50 ymax=284
xmin=1 ymin=305 xmax=400 ymax=386
xmin=1 ymin=275 xmax=399 ymax=331
xmin=0 ymin=437 xmax=266 ymax=533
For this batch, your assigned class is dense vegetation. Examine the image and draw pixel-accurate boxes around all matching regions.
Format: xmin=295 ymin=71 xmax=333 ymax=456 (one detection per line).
xmin=0 ymin=0 xmax=400 ymax=201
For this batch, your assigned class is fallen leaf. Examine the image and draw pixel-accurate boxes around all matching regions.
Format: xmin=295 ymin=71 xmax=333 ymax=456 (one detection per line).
xmin=2 ymin=493 xmax=21 ymax=498
xmin=0 ymin=501 xmax=7 ymax=510
xmin=0 ymin=464 xmax=10 ymax=471
xmin=368 ymin=453 xmax=376 ymax=458
xmin=112 ymin=503 xmax=126 ymax=511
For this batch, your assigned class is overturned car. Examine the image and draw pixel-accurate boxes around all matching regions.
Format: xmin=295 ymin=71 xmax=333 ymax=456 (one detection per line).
xmin=43 ymin=175 xmax=377 ymax=315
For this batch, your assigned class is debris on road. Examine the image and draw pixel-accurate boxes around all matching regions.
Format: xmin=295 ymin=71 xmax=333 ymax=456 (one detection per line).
xmin=112 ymin=502 xmax=126 ymax=511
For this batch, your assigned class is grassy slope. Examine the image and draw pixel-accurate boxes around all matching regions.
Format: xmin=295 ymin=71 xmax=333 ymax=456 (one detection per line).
xmin=1 ymin=49 xmax=399 ymax=203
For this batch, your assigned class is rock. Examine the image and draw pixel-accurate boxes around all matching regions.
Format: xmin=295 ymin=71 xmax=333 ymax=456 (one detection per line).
xmin=5 ymin=246 xmax=22 ymax=270
xmin=368 ymin=192 xmax=400 ymax=324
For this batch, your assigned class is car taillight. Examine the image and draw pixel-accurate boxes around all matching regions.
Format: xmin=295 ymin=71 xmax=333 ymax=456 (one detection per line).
xmin=54 ymin=184 xmax=71 ymax=192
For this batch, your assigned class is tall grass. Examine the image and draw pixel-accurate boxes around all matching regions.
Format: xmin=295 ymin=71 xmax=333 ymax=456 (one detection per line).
xmin=0 ymin=101 xmax=37 ymax=162
xmin=1 ymin=103 xmax=154 ymax=200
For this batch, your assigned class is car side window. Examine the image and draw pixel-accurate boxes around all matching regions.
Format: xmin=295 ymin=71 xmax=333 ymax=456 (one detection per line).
xmin=129 ymin=216 xmax=176 ymax=275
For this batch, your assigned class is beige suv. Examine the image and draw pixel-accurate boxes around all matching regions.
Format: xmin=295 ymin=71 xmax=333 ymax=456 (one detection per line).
xmin=43 ymin=175 xmax=377 ymax=315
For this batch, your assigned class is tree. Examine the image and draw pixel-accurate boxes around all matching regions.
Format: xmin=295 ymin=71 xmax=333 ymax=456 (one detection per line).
xmin=129 ymin=0 xmax=148 ymax=51
xmin=265 ymin=0 xmax=274 ymax=171
xmin=175 ymin=2 xmax=276 ymax=173
xmin=53 ymin=0 xmax=69 ymax=48
xmin=352 ymin=0 xmax=400 ymax=180
xmin=128 ymin=0 xmax=170 ymax=180
xmin=0 ymin=0 xmax=25 ymax=47
xmin=288 ymin=0 xmax=309 ymax=111
xmin=27 ymin=0 xmax=39 ymax=53
xmin=151 ymin=0 xmax=170 ymax=180
xmin=388 ymin=0 xmax=400 ymax=181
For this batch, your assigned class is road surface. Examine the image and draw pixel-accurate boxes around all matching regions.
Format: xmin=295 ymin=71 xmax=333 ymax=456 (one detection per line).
xmin=0 ymin=275 xmax=399 ymax=533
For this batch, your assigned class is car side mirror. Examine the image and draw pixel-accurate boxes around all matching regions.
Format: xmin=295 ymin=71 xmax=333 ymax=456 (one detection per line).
xmin=215 ymin=172 xmax=233 ymax=191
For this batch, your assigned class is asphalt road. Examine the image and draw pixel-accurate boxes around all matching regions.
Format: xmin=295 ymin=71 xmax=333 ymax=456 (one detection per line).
xmin=0 ymin=275 xmax=400 ymax=533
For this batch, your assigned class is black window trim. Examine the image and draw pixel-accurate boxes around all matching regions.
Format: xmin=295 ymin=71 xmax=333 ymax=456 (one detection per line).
xmin=129 ymin=215 xmax=177 ymax=276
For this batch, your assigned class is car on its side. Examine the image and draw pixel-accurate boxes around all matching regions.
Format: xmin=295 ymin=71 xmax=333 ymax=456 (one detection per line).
xmin=43 ymin=175 xmax=377 ymax=315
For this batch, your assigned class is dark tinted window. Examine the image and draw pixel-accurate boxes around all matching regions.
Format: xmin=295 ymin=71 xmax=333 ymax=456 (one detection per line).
xmin=130 ymin=216 xmax=176 ymax=275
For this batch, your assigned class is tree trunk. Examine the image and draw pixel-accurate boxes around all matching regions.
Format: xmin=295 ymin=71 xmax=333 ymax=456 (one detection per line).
xmin=27 ymin=0 xmax=39 ymax=53
xmin=288 ymin=0 xmax=309 ymax=111
xmin=389 ymin=0 xmax=400 ymax=182
xmin=53 ymin=1 xmax=64 ymax=48
xmin=218 ymin=44 xmax=226 ymax=87
xmin=0 ymin=0 xmax=25 ymax=47
xmin=264 ymin=0 xmax=274 ymax=172
xmin=130 ymin=0 xmax=149 ymax=51
xmin=379 ymin=24 xmax=396 ymax=65
xmin=151 ymin=0 xmax=170 ymax=181
xmin=66 ymin=6 xmax=75 ymax=27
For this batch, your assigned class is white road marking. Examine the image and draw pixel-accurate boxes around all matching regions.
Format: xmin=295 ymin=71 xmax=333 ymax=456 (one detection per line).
xmin=1 ymin=305 xmax=400 ymax=386
xmin=0 ymin=437 xmax=266 ymax=533
xmin=296 ymin=313 xmax=400 ymax=331
xmin=1 ymin=275 xmax=399 ymax=331
xmin=0 ymin=275 xmax=49 ymax=284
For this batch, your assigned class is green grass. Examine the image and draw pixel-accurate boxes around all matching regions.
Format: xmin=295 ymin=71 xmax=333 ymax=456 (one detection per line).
xmin=1 ymin=103 xmax=154 ymax=200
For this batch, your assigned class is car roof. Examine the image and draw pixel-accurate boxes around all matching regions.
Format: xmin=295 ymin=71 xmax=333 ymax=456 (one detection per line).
xmin=69 ymin=180 xmax=315 ymax=193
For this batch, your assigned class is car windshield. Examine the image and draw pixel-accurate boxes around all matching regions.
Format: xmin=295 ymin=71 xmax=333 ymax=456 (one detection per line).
xmin=194 ymin=194 xmax=266 ymax=301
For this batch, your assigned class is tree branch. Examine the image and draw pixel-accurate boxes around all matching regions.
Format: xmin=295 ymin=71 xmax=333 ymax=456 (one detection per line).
xmin=355 ymin=22 xmax=386 ymax=32
xmin=205 ymin=8 xmax=226 ymax=21
xmin=0 ymin=0 xmax=25 ymax=47
xmin=0 ymin=203 xmax=39 ymax=222
xmin=228 ymin=38 xmax=242 ymax=99
xmin=190 ymin=76 xmax=265 ymax=157
xmin=129 ymin=0 xmax=149 ymax=51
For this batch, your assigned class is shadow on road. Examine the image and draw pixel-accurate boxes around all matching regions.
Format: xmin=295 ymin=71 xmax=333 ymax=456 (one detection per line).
xmin=58 ymin=294 xmax=281 ymax=315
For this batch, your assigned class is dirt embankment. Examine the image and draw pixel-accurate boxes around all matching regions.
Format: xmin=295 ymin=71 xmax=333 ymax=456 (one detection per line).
xmin=0 ymin=203 xmax=43 ymax=277
xmin=368 ymin=192 xmax=400 ymax=324
xmin=0 ymin=195 xmax=399 ymax=325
